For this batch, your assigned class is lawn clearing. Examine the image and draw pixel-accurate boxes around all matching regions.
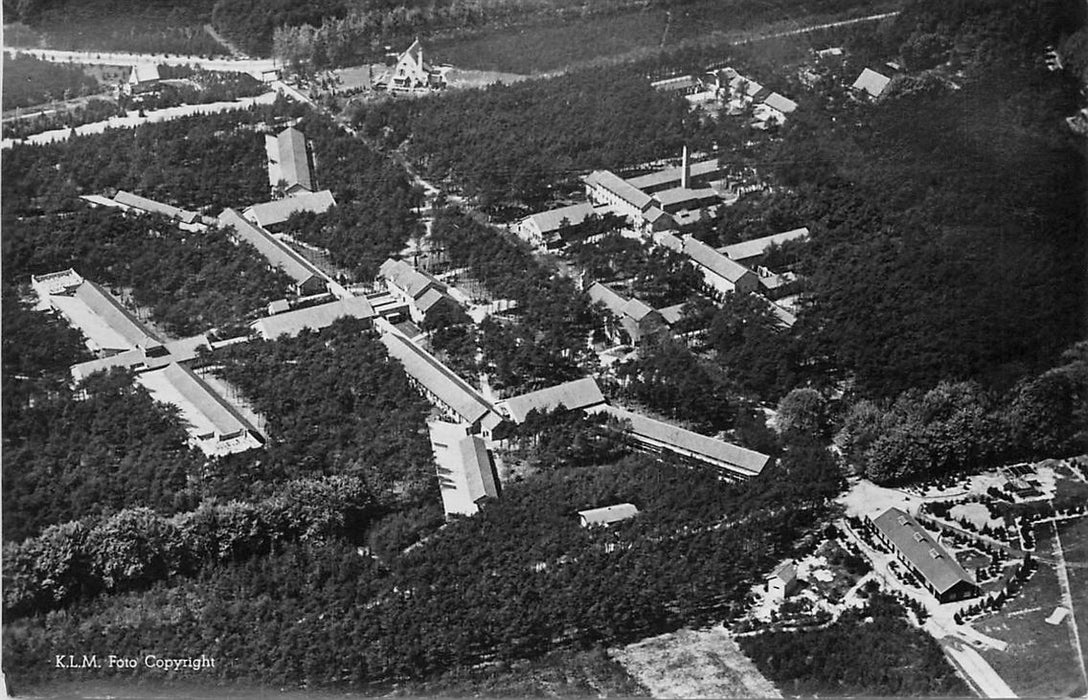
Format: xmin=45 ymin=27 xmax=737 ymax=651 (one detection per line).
xmin=974 ymin=525 xmax=1086 ymax=698
xmin=610 ymin=625 xmax=781 ymax=699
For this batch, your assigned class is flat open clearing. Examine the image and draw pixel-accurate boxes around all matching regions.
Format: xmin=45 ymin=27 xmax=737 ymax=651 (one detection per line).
xmin=975 ymin=522 xmax=1087 ymax=698
xmin=610 ymin=625 xmax=781 ymax=699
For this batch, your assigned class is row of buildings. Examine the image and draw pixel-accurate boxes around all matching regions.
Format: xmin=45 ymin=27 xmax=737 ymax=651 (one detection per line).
xmin=651 ymin=67 xmax=799 ymax=129
xmin=32 ymin=269 xmax=264 ymax=457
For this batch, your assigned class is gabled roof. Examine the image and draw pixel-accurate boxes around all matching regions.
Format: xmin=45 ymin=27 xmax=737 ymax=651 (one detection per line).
xmin=627 ymin=159 xmax=722 ymax=192
xmin=403 ymin=38 xmax=423 ymax=67
xmin=501 ymin=377 xmax=606 ymax=423
xmin=244 ymin=190 xmax=336 ymax=228
xmin=592 ymin=405 xmax=771 ymax=476
xmin=871 ymin=508 xmax=977 ymax=595
xmin=429 ymin=420 xmax=498 ymax=516
xmin=852 ymin=68 xmax=891 ymax=98
xmin=585 ymin=171 xmax=654 ymax=211
xmin=275 ymin=127 xmax=314 ymax=192
xmin=524 ymin=202 xmax=596 ymax=235
xmin=75 ymin=280 xmax=163 ymax=349
xmin=683 ymin=236 xmax=754 ymax=284
xmin=113 ymin=190 xmax=199 ymax=224
xmin=129 ymin=63 xmax=160 ymax=84
xmin=252 ymin=296 xmax=375 ymax=339
xmin=379 ymin=330 xmax=497 ymax=427
xmin=620 ymin=297 xmax=656 ymax=322
xmin=651 ymin=75 xmax=701 ymax=91
xmin=579 ymin=503 xmax=639 ymax=526
xmin=415 ymin=287 xmax=450 ymax=314
xmin=767 ymin=559 xmax=797 ymax=582
xmin=654 ymin=186 xmax=719 ymax=208
xmin=219 ymin=208 xmax=321 ymax=286
xmin=720 ymin=227 xmax=809 ymax=262
xmin=379 ymin=258 xmax=445 ymax=299
xmin=158 ymin=362 xmax=259 ymax=440
xmin=762 ymin=92 xmax=798 ymax=114
xmin=657 ymin=303 xmax=686 ymax=326
xmin=587 ymin=281 xmax=630 ymax=317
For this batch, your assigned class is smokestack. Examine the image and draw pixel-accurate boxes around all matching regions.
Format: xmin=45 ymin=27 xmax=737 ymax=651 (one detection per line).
xmin=681 ymin=145 xmax=690 ymax=189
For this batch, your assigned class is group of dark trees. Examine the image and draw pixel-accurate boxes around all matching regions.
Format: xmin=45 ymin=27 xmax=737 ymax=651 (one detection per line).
xmin=355 ymin=66 xmax=695 ymax=211
xmin=1 ymin=52 xmax=99 ymax=110
xmin=4 ymin=475 xmax=372 ymax=617
xmin=4 ymin=209 xmax=292 ymax=336
xmin=741 ymin=591 xmax=968 ymax=696
xmin=429 ymin=207 xmax=598 ymax=394
xmin=837 ymin=344 xmax=1088 ymax=484
xmin=209 ymin=319 xmax=438 ymax=501
xmin=5 ymin=450 xmax=843 ymax=689
xmin=282 ymin=114 xmax=423 ymax=281
xmin=568 ymin=233 xmax=700 ymax=308
xmin=2 ymin=104 xmax=289 ymax=214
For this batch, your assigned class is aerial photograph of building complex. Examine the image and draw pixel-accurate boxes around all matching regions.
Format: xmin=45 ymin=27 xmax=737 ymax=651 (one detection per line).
xmin=2 ymin=0 xmax=1086 ymax=697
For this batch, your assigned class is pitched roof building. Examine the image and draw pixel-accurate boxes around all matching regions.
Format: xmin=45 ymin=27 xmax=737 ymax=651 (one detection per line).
xmin=137 ymin=363 xmax=263 ymax=457
xmin=517 ymin=202 xmax=598 ymax=248
xmin=379 ymin=326 xmax=505 ymax=439
xmin=869 ymin=508 xmax=980 ymax=603
xmin=112 ymin=190 xmax=200 ymax=225
xmin=252 ymin=296 xmax=375 ymax=339
xmin=627 ymin=158 xmax=723 ymax=194
xmin=499 ymin=377 xmax=607 ymax=424
xmin=682 ymin=236 xmax=760 ymax=296
xmin=587 ymin=282 xmax=666 ymax=345
xmin=428 ymin=420 xmax=500 ymax=517
xmin=382 ymin=38 xmax=446 ymax=91
xmin=578 ymin=503 xmax=639 ymax=527
xmin=590 ymin=405 xmax=771 ymax=480
xmin=585 ymin=170 xmax=655 ymax=220
xmin=852 ymin=68 xmax=891 ymax=99
xmin=378 ymin=258 xmax=460 ymax=325
xmin=719 ymin=227 xmax=809 ymax=266
xmin=218 ymin=208 xmax=327 ymax=295
xmin=266 ymin=126 xmax=315 ymax=194
xmin=243 ymin=190 xmax=336 ymax=231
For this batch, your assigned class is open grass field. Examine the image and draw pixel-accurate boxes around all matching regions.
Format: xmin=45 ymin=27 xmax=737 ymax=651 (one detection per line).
xmin=610 ymin=625 xmax=781 ymax=698
xmin=975 ymin=523 xmax=1087 ymax=698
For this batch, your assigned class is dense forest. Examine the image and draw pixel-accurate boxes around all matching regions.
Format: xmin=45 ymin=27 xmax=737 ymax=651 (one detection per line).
xmin=210 ymin=319 xmax=437 ymax=501
xmin=741 ymin=591 xmax=969 ymax=696
xmin=1 ymin=52 xmax=100 ymax=110
xmin=355 ymin=67 xmax=695 ymax=211
xmin=4 ymin=450 xmax=843 ymax=689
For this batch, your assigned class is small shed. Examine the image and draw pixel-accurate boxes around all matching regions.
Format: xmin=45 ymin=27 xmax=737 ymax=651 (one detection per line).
xmin=578 ymin=503 xmax=639 ymax=528
xmin=765 ymin=559 xmax=800 ymax=600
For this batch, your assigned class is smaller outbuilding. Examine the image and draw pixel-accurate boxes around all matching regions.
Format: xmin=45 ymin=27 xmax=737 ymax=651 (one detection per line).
xmin=578 ymin=503 xmax=640 ymax=527
xmin=765 ymin=559 xmax=800 ymax=601
xmin=852 ymin=68 xmax=892 ymax=99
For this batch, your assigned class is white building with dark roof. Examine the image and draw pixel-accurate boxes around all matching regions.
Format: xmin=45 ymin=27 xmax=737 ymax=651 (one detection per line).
xmin=428 ymin=420 xmax=500 ymax=517
xmin=590 ymin=405 xmax=771 ymax=480
xmin=219 ymin=208 xmax=327 ymax=296
xmin=868 ymin=508 xmax=980 ymax=603
xmin=498 ymin=377 xmax=607 ymax=424
xmin=251 ymin=296 xmax=375 ymax=340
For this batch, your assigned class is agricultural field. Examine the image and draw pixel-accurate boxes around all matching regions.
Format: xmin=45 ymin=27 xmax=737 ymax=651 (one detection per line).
xmin=975 ymin=522 xmax=1088 ymax=698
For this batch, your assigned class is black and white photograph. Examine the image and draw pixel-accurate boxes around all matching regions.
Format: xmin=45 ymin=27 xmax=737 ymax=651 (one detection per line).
xmin=2 ymin=0 xmax=1086 ymax=697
